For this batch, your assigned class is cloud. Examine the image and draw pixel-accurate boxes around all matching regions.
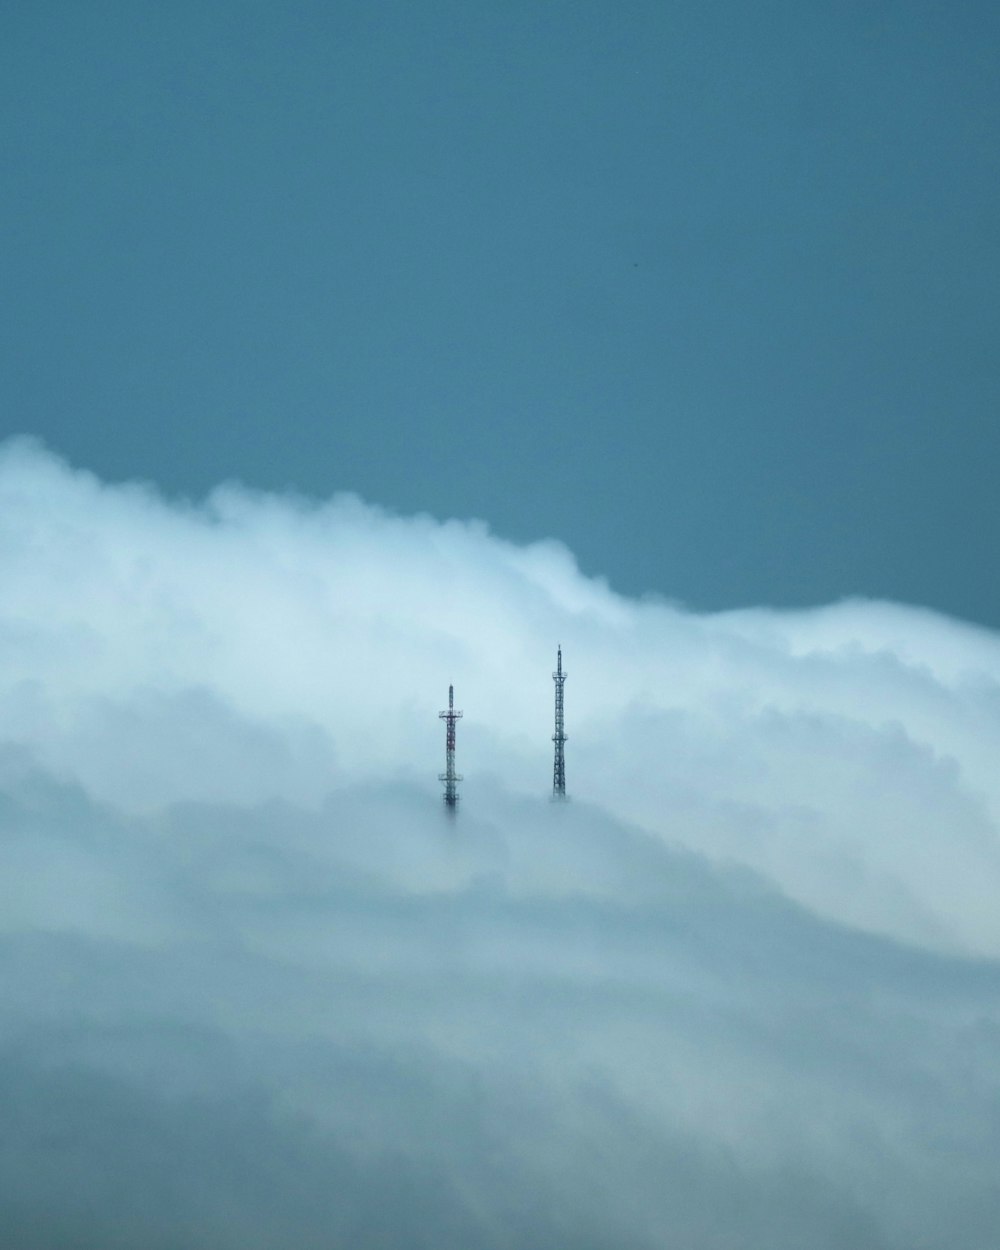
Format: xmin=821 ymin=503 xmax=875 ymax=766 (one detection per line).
xmin=1 ymin=438 xmax=999 ymax=1247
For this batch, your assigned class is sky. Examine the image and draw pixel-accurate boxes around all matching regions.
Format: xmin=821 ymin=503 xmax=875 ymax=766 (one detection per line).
xmin=4 ymin=4 xmax=1000 ymax=1247
xmin=2 ymin=1 xmax=1000 ymax=622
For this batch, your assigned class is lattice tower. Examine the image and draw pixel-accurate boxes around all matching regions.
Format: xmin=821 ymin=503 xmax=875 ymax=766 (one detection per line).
xmin=552 ymin=646 xmax=567 ymax=798
xmin=438 ymin=684 xmax=463 ymax=810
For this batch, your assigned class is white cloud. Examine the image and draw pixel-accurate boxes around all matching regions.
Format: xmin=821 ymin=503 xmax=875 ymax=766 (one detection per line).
xmin=3 ymin=437 xmax=1000 ymax=951
xmin=1 ymin=438 xmax=999 ymax=1247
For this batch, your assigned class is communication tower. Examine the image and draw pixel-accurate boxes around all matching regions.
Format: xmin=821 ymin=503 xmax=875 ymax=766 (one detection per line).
xmin=439 ymin=684 xmax=463 ymax=810
xmin=552 ymin=645 xmax=567 ymax=798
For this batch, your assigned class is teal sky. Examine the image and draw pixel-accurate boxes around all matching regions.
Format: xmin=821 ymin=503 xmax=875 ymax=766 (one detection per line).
xmin=3 ymin=1 xmax=999 ymax=623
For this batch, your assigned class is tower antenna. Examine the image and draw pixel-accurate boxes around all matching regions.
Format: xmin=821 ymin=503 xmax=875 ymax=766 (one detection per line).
xmin=552 ymin=645 xmax=567 ymax=799
xmin=439 ymin=683 xmax=463 ymax=811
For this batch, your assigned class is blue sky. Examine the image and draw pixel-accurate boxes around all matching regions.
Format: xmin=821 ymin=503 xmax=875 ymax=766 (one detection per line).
xmin=3 ymin=1 xmax=999 ymax=621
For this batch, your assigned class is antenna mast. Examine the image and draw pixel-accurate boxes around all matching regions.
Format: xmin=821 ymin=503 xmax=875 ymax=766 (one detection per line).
xmin=438 ymin=684 xmax=463 ymax=811
xmin=552 ymin=645 xmax=567 ymax=798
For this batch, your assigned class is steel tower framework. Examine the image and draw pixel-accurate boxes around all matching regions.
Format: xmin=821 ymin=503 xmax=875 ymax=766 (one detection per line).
xmin=439 ymin=684 xmax=463 ymax=810
xmin=552 ymin=645 xmax=567 ymax=798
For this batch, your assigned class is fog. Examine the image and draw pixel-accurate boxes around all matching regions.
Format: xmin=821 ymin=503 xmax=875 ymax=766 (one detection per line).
xmin=1 ymin=439 xmax=999 ymax=1247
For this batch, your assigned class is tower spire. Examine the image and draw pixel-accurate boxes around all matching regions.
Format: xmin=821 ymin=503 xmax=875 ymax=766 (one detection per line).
xmin=438 ymin=683 xmax=463 ymax=811
xmin=552 ymin=645 xmax=567 ymax=798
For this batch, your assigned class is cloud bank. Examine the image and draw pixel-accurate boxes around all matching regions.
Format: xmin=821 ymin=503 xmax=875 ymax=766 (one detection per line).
xmin=1 ymin=438 xmax=999 ymax=1248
